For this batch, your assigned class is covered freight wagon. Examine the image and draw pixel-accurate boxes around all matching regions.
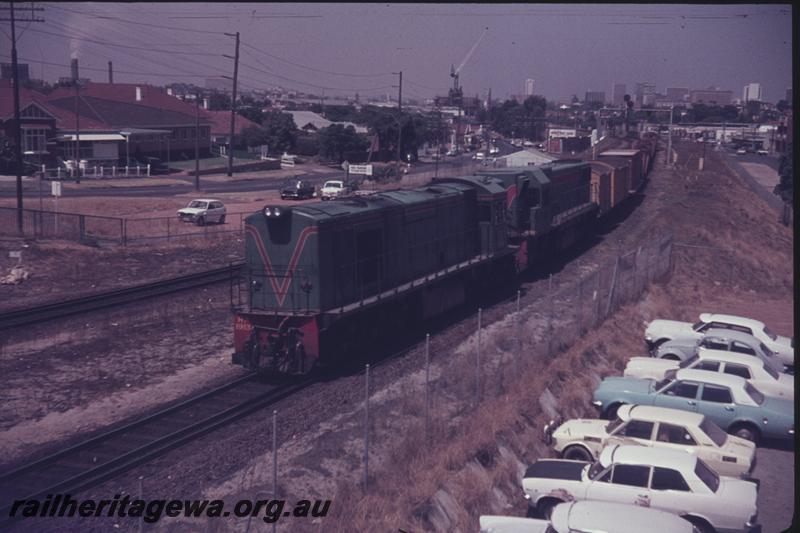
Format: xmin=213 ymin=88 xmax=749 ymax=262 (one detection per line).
xmin=588 ymin=161 xmax=612 ymax=216
xmin=592 ymin=157 xmax=630 ymax=209
xmin=599 ymin=149 xmax=644 ymax=192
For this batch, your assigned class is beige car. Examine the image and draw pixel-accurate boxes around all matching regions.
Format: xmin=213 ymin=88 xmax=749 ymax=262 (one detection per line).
xmin=544 ymin=404 xmax=756 ymax=478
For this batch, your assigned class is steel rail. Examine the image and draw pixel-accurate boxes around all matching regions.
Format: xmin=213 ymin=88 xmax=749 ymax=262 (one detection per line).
xmin=0 ymin=262 xmax=244 ymax=330
xmin=0 ymin=374 xmax=313 ymax=522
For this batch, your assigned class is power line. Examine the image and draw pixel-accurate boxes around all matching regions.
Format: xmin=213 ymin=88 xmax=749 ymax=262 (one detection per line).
xmin=237 ymin=60 xmax=396 ymax=93
xmin=45 ymin=4 xmax=230 ymax=35
xmin=1 ymin=54 xmax=214 ymax=78
xmin=29 ymin=26 xmax=222 ymax=56
xmin=241 ymin=41 xmax=393 ymax=78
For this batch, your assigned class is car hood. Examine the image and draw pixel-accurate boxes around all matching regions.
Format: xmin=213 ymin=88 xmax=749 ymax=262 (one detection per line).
xmin=624 ymin=357 xmax=677 ymax=380
xmin=552 ymin=419 xmax=608 ymax=442
xmin=754 ymin=378 xmax=794 ymax=401
xmin=716 ymin=478 xmax=758 ymax=518
xmin=478 ymin=516 xmax=549 ymax=533
xmin=177 ymin=207 xmax=205 ymax=215
xmin=645 ymin=319 xmax=696 ymax=340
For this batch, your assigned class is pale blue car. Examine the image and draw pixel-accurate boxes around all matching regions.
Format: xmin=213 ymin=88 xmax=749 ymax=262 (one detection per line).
xmin=592 ymin=368 xmax=794 ymax=443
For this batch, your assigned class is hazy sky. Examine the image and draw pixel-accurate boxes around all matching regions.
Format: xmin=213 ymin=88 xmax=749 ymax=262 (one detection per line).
xmin=6 ymin=3 xmax=793 ymax=103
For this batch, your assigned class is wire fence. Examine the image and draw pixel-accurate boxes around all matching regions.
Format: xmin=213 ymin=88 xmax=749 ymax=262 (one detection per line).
xmin=0 ymin=207 xmax=248 ymax=246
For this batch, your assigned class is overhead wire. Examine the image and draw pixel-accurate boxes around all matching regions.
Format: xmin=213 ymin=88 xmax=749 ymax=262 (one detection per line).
xmin=0 ymin=54 xmax=214 ymax=78
xmin=241 ymin=41 xmax=393 ymax=78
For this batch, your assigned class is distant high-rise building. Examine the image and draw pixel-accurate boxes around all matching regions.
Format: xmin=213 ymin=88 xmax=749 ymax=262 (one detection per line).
xmin=1 ymin=63 xmax=29 ymax=81
xmin=743 ymin=83 xmax=763 ymax=102
xmin=584 ymin=90 xmax=605 ymax=104
xmin=665 ymin=87 xmax=689 ymax=102
xmin=525 ymin=79 xmax=535 ymax=96
xmin=690 ymin=86 xmax=733 ymax=106
xmin=785 ymin=87 xmax=792 ymax=104
xmin=612 ymin=83 xmax=626 ymax=107
xmin=635 ymin=82 xmax=656 ymax=107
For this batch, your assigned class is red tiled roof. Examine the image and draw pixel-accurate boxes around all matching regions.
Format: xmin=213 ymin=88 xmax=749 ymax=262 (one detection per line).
xmin=0 ymin=82 xmax=109 ymax=130
xmin=46 ymin=83 xmax=200 ymax=116
xmin=201 ymin=110 xmax=260 ymax=135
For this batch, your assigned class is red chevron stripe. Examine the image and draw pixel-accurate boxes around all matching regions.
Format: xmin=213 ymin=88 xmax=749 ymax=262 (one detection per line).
xmin=246 ymin=224 xmax=318 ymax=307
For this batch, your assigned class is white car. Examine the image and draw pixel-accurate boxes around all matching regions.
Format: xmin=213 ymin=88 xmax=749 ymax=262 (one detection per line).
xmin=545 ymin=405 xmax=755 ymax=478
xmin=177 ymin=198 xmax=226 ymax=226
xmin=473 ymin=151 xmax=486 ymax=160
xmin=480 ymin=501 xmax=697 ymax=533
xmin=522 ymin=445 xmax=759 ymax=533
xmin=319 ymin=180 xmax=347 ymax=201
xmin=625 ymin=348 xmax=793 ymax=400
xmin=654 ymin=328 xmax=785 ymax=371
xmin=736 ymin=148 xmax=747 ymax=155
xmin=644 ymin=313 xmax=793 ymax=371
xmin=489 ymin=145 xmax=500 ymax=155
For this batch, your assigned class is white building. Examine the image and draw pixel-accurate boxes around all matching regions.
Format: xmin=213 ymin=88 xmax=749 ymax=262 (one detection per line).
xmin=499 ymin=148 xmax=558 ymax=167
xmin=525 ymin=79 xmax=535 ymax=96
xmin=743 ymin=83 xmax=763 ymax=103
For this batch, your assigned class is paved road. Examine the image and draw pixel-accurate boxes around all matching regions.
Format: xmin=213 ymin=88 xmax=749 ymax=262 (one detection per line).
xmin=753 ymin=442 xmax=795 ymax=533
xmin=721 ymin=152 xmax=784 ymax=214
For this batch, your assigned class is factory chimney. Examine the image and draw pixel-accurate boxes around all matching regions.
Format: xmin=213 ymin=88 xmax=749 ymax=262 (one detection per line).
xmin=70 ymin=58 xmax=79 ymax=82
xmin=108 ymin=61 xmax=113 ymax=84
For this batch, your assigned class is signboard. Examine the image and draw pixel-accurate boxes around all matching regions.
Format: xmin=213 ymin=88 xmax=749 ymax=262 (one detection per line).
xmin=9 ymin=251 xmax=21 ymax=259
xmin=341 ymin=160 xmax=349 ymax=171
xmin=51 ymin=181 xmax=62 ymax=197
xmin=348 ymin=164 xmax=373 ymax=176
xmin=280 ymin=154 xmax=295 ymax=168
xmin=548 ymin=128 xmax=577 ymax=139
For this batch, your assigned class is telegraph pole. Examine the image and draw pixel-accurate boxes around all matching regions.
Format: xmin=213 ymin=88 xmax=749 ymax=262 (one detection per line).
xmin=73 ymin=58 xmax=81 ymax=184
xmin=195 ymin=95 xmax=201 ymax=190
xmin=1 ymin=2 xmax=44 ymax=234
xmin=392 ymin=71 xmax=403 ymax=175
xmin=223 ymin=31 xmax=240 ymax=177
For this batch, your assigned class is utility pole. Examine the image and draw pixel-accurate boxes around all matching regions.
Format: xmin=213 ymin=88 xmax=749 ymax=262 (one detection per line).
xmin=195 ymin=95 xmax=201 ymax=190
xmin=1 ymin=2 xmax=44 ymax=234
xmin=667 ymin=105 xmax=674 ymax=168
xmin=223 ymin=31 xmax=240 ymax=177
xmin=73 ymin=58 xmax=81 ymax=184
xmin=392 ymin=71 xmax=403 ymax=176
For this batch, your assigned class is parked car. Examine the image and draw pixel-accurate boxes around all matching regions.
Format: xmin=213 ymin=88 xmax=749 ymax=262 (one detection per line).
xmin=489 ymin=145 xmax=500 ymax=155
xmin=480 ymin=501 xmax=697 ymax=533
xmin=177 ymin=198 xmax=226 ymax=226
xmin=736 ymin=148 xmax=747 ymax=155
xmin=592 ymin=369 xmax=794 ymax=442
xmin=473 ymin=151 xmax=486 ymax=160
xmin=653 ymin=328 xmax=785 ymax=371
xmin=756 ymin=149 xmax=769 ymax=156
xmin=280 ymin=179 xmax=315 ymax=200
xmin=522 ymin=445 xmax=759 ymax=533
xmin=320 ymin=180 xmax=348 ymax=201
xmin=625 ymin=348 xmax=793 ymax=400
xmin=544 ymin=404 xmax=755 ymax=478
xmin=644 ymin=313 xmax=793 ymax=372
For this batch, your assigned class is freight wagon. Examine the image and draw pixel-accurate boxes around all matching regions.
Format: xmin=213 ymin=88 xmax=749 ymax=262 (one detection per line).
xmin=598 ymin=149 xmax=644 ymax=193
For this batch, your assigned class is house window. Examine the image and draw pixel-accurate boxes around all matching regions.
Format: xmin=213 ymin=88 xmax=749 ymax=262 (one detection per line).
xmin=22 ymin=128 xmax=48 ymax=153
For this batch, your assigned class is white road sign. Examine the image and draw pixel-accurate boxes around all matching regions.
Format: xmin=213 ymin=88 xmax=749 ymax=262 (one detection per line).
xmin=51 ymin=181 xmax=62 ymax=197
xmin=348 ymin=164 xmax=373 ymax=176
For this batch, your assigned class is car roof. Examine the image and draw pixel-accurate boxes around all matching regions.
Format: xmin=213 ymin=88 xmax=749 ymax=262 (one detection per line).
xmin=191 ymin=198 xmax=221 ymax=203
xmin=618 ymin=404 xmax=704 ymax=426
xmin=478 ymin=515 xmax=548 ymax=533
xmin=550 ymin=501 xmax=693 ymax=533
xmin=675 ymin=368 xmax=747 ymax=387
xmin=699 ymin=313 xmax=765 ymax=329
xmin=599 ymin=444 xmax=697 ymax=471
xmin=702 ymin=328 xmax=762 ymax=345
xmin=696 ymin=348 xmax=762 ymax=365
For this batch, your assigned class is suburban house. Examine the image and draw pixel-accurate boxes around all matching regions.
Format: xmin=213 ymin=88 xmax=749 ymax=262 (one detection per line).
xmin=202 ymin=109 xmax=260 ymax=152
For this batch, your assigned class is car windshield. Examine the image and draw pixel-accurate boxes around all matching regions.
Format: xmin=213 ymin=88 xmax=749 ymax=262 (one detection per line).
xmin=654 ymin=377 xmax=674 ymax=392
xmin=761 ymin=360 xmax=780 ymax=380
xmin=692 ymin=320 xmax=706 ymax=332
xmin=699 ymin=417 xmax=728 ymax=447
xmin=325 ymin=182 xmax=342 ymax=188
xmin=744 ymin=382 xmax=765 ymax=405
xmin=680 ymin=354 xmax=700 ymax=369
xmin=188 ymin=201 xmax=207 ymax=209
xmin=587 ymin=461 xmax=605 ymax=480
xmin=694 ymin=458 xmax=720 ymax=492
xmin=762 ymin=326 xmax=778 ymax=341
xmin=759 ymin=342 xmax=775 ymax=357
xmin=605 ymin=418 xmax=623 ymax=433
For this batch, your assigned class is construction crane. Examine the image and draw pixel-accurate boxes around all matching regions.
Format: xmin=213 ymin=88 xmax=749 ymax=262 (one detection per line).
xmin=449 ymin=27 xmax=488 ymax=106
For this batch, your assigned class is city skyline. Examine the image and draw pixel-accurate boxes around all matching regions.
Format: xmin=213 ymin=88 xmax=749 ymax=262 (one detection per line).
xmin=4 ymin=3 xmax=792 ymax=104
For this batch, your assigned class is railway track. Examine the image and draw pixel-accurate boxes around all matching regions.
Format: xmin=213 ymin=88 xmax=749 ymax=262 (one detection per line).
xmin=0 ymin=373 xmax=312 ymax=523
xmin=0 ymin=262 xmax=244 ymax=330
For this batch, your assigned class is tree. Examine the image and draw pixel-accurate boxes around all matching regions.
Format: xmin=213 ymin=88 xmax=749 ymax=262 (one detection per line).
xmin=238 ymin=106 xmax=264 ymax=125
xmin=317 ymin=124 xmax=367 ymax=162
xmin=774 ymin=144 xmax=793 ymax=203
xmin=240 ymin=125 xmax=270 ymax=148
xmin=262 ymin=111 xmax=298 ymax=153
xmin=208 ymin=91 xmax=231 ymax=111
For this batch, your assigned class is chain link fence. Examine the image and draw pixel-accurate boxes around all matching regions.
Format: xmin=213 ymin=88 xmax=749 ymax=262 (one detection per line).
xmin=0 ymin=207 xmax=248 ymax=245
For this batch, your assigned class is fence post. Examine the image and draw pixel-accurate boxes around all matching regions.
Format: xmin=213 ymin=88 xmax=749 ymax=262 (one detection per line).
xmin=476 ymin=308 xmax=482 ymax=404
xmin=576 ymin=275 xmax=582 ymax=337
xmin=167 ymin=216 xmax=171 ymax=241
xmin=137 ymin=476 xmax=144 ymax=533
xmin=147 ymin=164 xmax=151 ymax=177
xmin=425 ymin=333 xmax=430 ymax=441
xmin=57 ymin=167 xmax=61 ymax=179
xmin=516 ymin=290 xmax=522 ymax=372
xmin=122 ymin=218 xmax=128 ymax=246
xmin=593 ymin=270 xmax=601 ymax=327
xmin=112 ymin=165 xmax=116 ymax=177
xmin=125 ymin=165 xmax=129 ymax=176
xmin=272 ymin=409 xmax=278 ymax=533
xmin=547 ymin=274 xmax=554 ymax=357
xmin=363 ymin=364 xmax=370 ymax=492
xmin=605 ymin=256 xmax=620 ymax=316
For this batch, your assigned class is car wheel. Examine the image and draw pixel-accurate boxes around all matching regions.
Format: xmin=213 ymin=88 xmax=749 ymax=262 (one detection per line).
xmin=660 ymin=353 xmax=681 ymax=361
xmin=196 ymin=216 xmax=205 ymax=227
xmin=731 ymin=424 xmax=760 ymax=444
xmin=683 ymin=516 xmax=715 ymax=533
xmin=603 ymin=403 xmax=621 ymax=421
xmin=537 ymin=498 xmax=561 ymax=521
xmin=562 ymin=445 xmax=593 ymax=462
xmin=219 ymin=215 xmax=226 ymax=224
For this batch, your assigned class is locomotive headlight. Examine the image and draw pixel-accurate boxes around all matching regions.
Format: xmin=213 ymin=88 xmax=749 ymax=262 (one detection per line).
xmin=263 ymin=206 xmax=273 ymax=217
xmin=273 ymin=207 xmax=282 ymax=217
